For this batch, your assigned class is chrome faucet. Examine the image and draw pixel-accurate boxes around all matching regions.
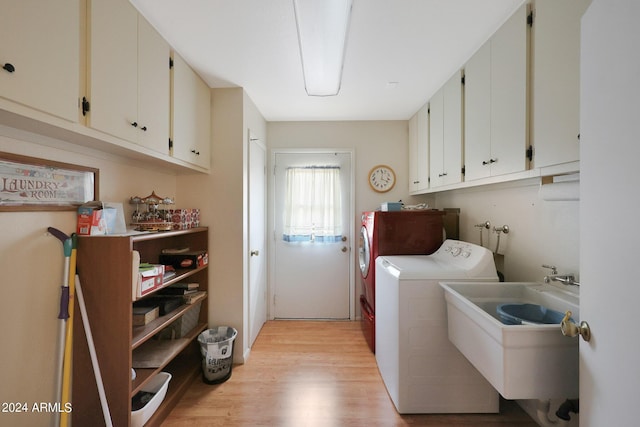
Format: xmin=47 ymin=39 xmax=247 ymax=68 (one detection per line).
xmin=542 ymin=265 xmax=580 ymax=286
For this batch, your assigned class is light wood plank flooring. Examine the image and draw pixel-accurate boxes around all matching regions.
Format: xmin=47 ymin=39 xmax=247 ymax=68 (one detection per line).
xmin=163 ymin=321 xmax=537 ymax=426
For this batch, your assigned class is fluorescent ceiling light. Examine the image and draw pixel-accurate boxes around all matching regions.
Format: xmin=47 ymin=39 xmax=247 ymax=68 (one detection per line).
xmin=293 ymin=0 xmax=353 ymax=96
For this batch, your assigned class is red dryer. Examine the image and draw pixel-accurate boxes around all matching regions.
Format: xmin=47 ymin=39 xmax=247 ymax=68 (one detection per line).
xmin=358 ymin=210 xmax=444 ymax=353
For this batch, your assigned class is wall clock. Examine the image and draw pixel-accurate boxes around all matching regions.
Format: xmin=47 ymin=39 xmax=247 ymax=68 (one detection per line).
xmin=368 ymin=164 xmax=396 ymax=193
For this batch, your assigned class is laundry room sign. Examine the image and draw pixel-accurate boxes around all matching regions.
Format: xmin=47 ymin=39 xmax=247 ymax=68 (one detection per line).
xmin=0 ymin=152 xmax=98 ymax=211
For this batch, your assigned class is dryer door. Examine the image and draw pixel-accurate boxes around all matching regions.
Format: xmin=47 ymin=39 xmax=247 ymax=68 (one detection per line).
xmin=359 ymin=225 xmax=370 ymax=278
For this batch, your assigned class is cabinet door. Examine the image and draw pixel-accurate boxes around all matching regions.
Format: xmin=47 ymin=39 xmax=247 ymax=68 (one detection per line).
xmin=442 ymin=70 xmax=463 ymax=186
xmin=532 ymin=0 xmax=587 ymax=168
xmin=89 ymin=0 xmax=139 ymax=142
xmin=464 ymin=41 xmax=492 ymax=181
xmin=0 ymin=0 xmax=79 ymax=122
xmin=408 ymin=113 xmax=419 ymax=192
xmin=429 ymin=87 xmax=445 ymax=187
xmin=490 ymin=3 xmax=528 ymax=177
xmin=415 ymin=103 xmax=430 ymax=192
xmin=172 ymin=53 xmax=211 ymax=169
xmin=138 ymin=16 xmax=170 ymax=154
xmin=409 ymin=103 xmax=429 ymax=193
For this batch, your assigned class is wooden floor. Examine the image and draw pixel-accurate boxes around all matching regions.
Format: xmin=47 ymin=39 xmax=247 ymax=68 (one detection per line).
xmin=162 ymin=321 xmax=538 ymax=426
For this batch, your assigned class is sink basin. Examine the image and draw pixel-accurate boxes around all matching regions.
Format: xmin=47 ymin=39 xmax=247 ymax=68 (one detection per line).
xmin=439 ymin=281 xmax=579 ymax=399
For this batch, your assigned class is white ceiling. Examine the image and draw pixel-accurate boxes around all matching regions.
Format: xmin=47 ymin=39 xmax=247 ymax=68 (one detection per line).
xmin=129 ymin=0 xmax=525 ymax=122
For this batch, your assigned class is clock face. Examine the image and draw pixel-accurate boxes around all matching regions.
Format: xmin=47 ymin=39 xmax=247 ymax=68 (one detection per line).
xmin=368 ymin=165 xmax=396 ymax=193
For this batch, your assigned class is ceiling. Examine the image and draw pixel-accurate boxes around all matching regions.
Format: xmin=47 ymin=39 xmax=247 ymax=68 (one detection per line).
xmin=129 ymin=0 xmax=525 ymax=122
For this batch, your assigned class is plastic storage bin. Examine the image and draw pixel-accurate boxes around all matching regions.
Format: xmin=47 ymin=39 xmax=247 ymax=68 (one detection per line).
xmin=497 ymin=303 xmax=571 ymax=325
xmin=198 ymin=326 xmax=237 ymax=384
xmin=131 ymin=372 xmax=172 ymax=427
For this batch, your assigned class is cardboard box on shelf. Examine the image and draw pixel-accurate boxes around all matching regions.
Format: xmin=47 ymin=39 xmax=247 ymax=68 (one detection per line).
xmin=77 ymin=201 xmax=125 ymax=235
xmin=159 ymin=251 xmax=208 ymax=269
xmin=168 ymin=208 xmax=200 ymax=230
xmin=137 ymin=264 xmax=165 ymax=297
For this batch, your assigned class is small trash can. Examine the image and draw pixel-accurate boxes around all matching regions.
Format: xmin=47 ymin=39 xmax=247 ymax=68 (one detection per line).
xmin=198 ymin=326 xmax=237 ymax=384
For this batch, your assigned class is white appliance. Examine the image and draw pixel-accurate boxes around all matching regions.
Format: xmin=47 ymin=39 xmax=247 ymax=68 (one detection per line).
xmin=375 ymin=239 xmax=499 ymax=414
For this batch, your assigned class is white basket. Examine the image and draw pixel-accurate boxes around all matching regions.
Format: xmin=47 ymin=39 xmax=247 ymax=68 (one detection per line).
xmin=131 ymin=372 xmax=172 ymax=427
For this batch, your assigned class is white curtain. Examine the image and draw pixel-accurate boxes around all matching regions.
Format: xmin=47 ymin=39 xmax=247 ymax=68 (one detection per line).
xmin=283 ymin=166 xmax=342 ymax=243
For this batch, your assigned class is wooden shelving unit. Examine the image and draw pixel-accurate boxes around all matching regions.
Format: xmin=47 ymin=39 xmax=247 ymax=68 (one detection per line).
xmin=72 ymin=227 xmax=209 ymax=427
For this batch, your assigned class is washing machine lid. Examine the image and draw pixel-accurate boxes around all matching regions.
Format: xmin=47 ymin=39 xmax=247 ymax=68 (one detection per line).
xmin=376 ymin=240 xmax=498 ymax=280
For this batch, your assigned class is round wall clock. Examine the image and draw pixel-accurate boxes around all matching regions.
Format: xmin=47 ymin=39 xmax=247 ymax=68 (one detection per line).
xmin=368 ymin=164 xmax=396 ymax=193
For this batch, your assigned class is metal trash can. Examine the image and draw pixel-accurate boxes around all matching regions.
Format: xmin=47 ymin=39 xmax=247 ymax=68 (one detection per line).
xmin=197 ymin=326 xmax=237 ymax=384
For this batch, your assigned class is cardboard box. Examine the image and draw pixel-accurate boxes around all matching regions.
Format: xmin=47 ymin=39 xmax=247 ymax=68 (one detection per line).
xmin=77 ymin=202 xmax=108 ymax=235
xmin=132 ymin=305 xmax=159 ymax=326
xmin=159 ymin=251 xmax=208 ymax=269
xmin=168 ymin=208 xmax=200 ymax=230
xmin=137 ymin=264 xmax=164 ymax=297
xmin=381 ymin=202 xmax=402 ymax=211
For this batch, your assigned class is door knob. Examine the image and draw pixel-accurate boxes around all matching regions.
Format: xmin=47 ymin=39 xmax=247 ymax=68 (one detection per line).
xmin=341 ymin=236 xmax=347 ymax=242
xmin=341 ymin=247 xmax=348 ymax=253
xmin=250 ymin=250 xmax=259 ymax=256
xmin=561 ymin=310 xmax=591 ymax=342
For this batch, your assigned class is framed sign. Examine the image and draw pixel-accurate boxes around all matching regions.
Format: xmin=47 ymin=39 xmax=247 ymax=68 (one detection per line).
xmin=0 ymin=152 xmax=99 ymax=211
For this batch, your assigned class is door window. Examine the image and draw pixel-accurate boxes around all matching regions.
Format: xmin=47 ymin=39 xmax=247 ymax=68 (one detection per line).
xmin=282 ymin=166 xmax=343 ymax=243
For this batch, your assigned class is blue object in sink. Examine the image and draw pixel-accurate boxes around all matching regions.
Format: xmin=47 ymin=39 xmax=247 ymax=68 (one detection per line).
xmin=497 ymin=303 xmax=571 ymax=325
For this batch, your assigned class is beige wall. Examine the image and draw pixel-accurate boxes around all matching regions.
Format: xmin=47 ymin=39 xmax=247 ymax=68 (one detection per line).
xmin=0 ymin=126 xmax=179 ymax=427
xmin=433 ymin=179 xmax=580 ymax=282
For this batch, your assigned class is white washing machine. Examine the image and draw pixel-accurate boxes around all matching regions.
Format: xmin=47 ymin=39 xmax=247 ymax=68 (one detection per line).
xmin=375 ymin=239 xmax=499 ymax=414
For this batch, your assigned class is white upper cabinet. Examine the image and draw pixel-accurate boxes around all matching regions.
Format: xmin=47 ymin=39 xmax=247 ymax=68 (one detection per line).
xmin=171 ymin=53 xmax=211 ymax=169
xmin=409 ymin=103 xmax=429 ymax=193
xmin=0 ymin=0 xmax=80 ymax=122
xmin=136 ymin=17 xmax=171 ymax=154
xmin=464 ymin=41 xmax=492 ymax=181
xmin=88 ymin=0 xmax=170 ymax=154
xmin=430 ymin=70 xmax=463 ymax=188
xmin=491 ymin=2 xmax=529 ymax=177
xmin=531 ymin=0 xmax=588 ymax=169
xmin=465 ymin=2 xmax=529 ymax=181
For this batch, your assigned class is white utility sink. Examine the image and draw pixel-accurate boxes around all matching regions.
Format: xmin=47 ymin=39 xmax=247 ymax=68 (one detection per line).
xmin=439 ymin=281 xmax=580 ymax=399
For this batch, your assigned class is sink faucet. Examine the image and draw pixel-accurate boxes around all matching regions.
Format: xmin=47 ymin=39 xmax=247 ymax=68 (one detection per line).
xmin=542 ymin=265 xmax=580 ymax=286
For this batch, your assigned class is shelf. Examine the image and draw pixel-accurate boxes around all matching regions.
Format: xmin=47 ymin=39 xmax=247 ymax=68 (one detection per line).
xmin=132 ymin=296 xmax=207 ymax=349
xmin=140 ymin=265 xmax=208 ymax=298
xmin=132 ymin=321 xmax=207 ymax=395
xmin=73 ymin=227 xmax=208 ymax=426
xmin=143 ymin=344 xmax=202 ymax=427
xmin=131 ymin=227 xmax=208 ymax=242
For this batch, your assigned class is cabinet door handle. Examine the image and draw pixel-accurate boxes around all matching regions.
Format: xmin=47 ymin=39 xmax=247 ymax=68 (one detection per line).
xmin=2 ymin=63 xmax=15 ymax=73
xmin=131 ymin=121 xmax=138 ymax=128
xmin=439 ymin=172 xmax=447 ymax=177
xmin=141 ymin=126 xmax=147 ymax=131
xmin=482 ymin=158 xmax=498 ymax=165
xmin=191 ymin=149 xmax=200 ymax=155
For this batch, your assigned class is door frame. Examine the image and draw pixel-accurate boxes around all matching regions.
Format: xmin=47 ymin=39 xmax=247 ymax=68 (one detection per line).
xmin=268 ymin=148 xmax=356 ymax=320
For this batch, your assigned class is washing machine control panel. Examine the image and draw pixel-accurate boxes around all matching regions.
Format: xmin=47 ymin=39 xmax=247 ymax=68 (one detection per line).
xmin=434 ymin=240 xmax=495 ymax=275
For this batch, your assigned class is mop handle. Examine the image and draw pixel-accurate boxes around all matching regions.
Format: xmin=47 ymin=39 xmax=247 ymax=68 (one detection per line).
xmin=58 ymin=287 xmax=70 ymax=320
xmin=47 ymin=227 xmax=72 ymax=255
xmin=75 ymin=275 xmax=113 ymax=427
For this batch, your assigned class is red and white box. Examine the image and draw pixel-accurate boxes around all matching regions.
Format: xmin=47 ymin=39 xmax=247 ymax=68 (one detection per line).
xmin=169 ymin=208 xmax=200 ymax=230
xmin=137 ymin=264 xmax=165 ymax=298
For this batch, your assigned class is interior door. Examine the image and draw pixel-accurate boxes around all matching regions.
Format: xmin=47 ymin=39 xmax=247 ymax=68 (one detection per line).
xmin=273 ymin=151 xmax=352 ymax=319
xmin=248 ymin=135 xmax=267 ymax=346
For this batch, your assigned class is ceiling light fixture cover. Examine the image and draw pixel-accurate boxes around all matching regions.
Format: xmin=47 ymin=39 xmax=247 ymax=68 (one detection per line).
xmin=293 ymin=0 xmax=353 ymax=96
